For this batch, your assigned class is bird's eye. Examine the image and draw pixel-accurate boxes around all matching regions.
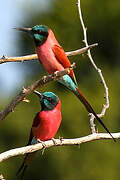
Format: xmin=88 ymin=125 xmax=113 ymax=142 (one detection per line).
xmin=38 ymin=30 xmax=41 ymax=34
xmin=43 ymin=95 xmax=52 ymax=101
xmin=37 ymin=30 xmax=48 ymax=37
xmin=46 ymin=97 xmax=52 ymax=101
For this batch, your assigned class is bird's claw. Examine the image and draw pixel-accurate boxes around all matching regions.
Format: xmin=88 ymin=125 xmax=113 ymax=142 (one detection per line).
xmin=59 ymin=136 xmax=63 ymax=144
xmin=37 ymin=139 xmax=46 ymax=155
xmin=51 ymin=138 xmax=57 ymax=145
xmin=54 ymin=71 xmax=59 ymax=76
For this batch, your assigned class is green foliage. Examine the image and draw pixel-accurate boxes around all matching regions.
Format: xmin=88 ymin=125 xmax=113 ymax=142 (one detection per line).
xmin=0 ymin=0 xmax=120 ymax=179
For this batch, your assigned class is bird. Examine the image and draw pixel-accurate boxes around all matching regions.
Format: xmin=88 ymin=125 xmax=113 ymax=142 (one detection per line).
xmin=17 ymin=90 xmax=62 ymax=178
xmin=15 ymin=25 xmax=115 ymax=141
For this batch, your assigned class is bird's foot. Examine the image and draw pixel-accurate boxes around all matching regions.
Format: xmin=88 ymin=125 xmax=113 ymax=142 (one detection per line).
xmin=37 ymin=139 xmax=46 ymax=155
xmin=54 ymin=71 xmax=59 ymax=76
xmin=51 ymin=138 xmax=57 ymax=145
xmin=59 ymin=136 xmax=63 ymax=144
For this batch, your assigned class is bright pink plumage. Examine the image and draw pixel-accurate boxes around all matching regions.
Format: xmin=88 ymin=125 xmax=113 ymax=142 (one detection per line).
xmin=30 ymin=100 xmax=61 ymax=141
xmin=36 ymin=29 xmax=75 ymax=82
xmin=17 ymin=91 xmax=62 ymax=177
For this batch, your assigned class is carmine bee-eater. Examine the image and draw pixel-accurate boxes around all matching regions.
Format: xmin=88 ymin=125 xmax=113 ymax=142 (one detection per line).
xmin=15 ymin=25 xmax=115 ymax=141
xmin=17 ymin=91 xmax=62 ymax=177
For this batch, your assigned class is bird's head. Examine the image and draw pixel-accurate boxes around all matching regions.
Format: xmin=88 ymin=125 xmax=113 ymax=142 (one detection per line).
xmin=34 ymin=90 xmax=59 ymax=111
xmin=15 ymin=25 xmax=49 ymax=46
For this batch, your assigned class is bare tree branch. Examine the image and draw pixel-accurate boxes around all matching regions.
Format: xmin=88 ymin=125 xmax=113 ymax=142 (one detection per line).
xmin=66 ymin=43 xmax=98 ymax=56
xmin=0 ymin=44 xmax=97 ymax=64
xmin=0 ymin=64 xmax=75 ymax=121
xmin=0 ymin=132 xmax=118 ymax=163
xmin=78 ymin=0 xmax=109 ymax=133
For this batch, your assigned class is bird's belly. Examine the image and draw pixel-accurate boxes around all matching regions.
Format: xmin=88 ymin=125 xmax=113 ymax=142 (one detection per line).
xmin=36 ymin=46 xmax=64 ymax=74
xmin=33 ymin=111 xmax=61 ymax=141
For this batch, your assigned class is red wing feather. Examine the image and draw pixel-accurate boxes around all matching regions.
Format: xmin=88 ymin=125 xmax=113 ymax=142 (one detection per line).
xmin=32 ymin=112 xmax=40 ymax=127
xmin=52 ymin=45 xmax=77 ymax=84
xmin=27 ymin=112 xmax=40 ymax=145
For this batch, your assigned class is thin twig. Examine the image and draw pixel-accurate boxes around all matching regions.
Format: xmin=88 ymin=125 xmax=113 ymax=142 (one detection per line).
xmin=78 ymin=0 xmax=109 ymax=133
xmin=0 ymin=132 xmax=118 ymax=163
xmin=66 ymin=43 xmax=98 ymax=56
xmin=0 ymin=64 xmax=75 ymax=121
xmin=0 ymin=44 xmax=97 ymax=64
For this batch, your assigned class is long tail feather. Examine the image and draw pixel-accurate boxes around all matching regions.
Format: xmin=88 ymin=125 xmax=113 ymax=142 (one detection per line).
xmin=74 ymin=87 xmax=116 ymax=142
xmin=16 ymin=152 xmax=35 ymax=178
xmin=58 ymin=75 xmax=115 ymax=142
xmin=16 ymin=162 xmax=28 ymax=179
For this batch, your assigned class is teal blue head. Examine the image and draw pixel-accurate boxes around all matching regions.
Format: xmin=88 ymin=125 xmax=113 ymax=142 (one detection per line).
xmin=15 ymin=25 xmax=49 ymax=46
xmin=34 ymin=90 xmax=59 ymax=111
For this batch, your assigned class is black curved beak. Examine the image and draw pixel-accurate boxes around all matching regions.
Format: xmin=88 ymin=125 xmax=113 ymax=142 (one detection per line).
xmin=14 ymin=27 xmax=32 ymax=33
xmin=34 ymin=90 xmax=43 ymax=98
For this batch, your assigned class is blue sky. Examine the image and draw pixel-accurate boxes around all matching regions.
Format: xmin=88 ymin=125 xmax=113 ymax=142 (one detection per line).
xmin=0 ymin=0 xmax=24 ymax=97
xmin=0 ymin=0 xmax=51 ymax=99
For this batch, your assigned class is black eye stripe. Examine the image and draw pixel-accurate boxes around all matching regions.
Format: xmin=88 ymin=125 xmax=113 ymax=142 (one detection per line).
xmin=43 ymin=95 xmax=52 ymax=101
xmin=46 ymin=97 xmax=52 ymax=101
xmin=38 ymin=30 xmax=41 ymax=34
xmin=35 ymin=30 xmax=48 ymax=36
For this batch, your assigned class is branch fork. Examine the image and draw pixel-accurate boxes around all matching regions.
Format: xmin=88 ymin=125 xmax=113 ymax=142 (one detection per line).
xmin=78 ymin=0 xmax=109 ymax=133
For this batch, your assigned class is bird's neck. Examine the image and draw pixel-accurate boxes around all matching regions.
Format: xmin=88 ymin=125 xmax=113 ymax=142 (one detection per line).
xmin=36 ymin=29 xmax=58 ymax=48
xmin=42 ymin=100 xmax=61 ymax=111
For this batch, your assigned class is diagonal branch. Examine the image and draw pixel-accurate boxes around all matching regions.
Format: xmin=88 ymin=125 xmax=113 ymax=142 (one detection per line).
xmin=0 ymin=132 xmax=119 ymax=163
xmin=0 ymin=64 xmax=75 ymax=121
xmin=0 ymin=44 xmax=97 ymax=64
xmin=78 ymin=0 xmax=109 ymax=133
